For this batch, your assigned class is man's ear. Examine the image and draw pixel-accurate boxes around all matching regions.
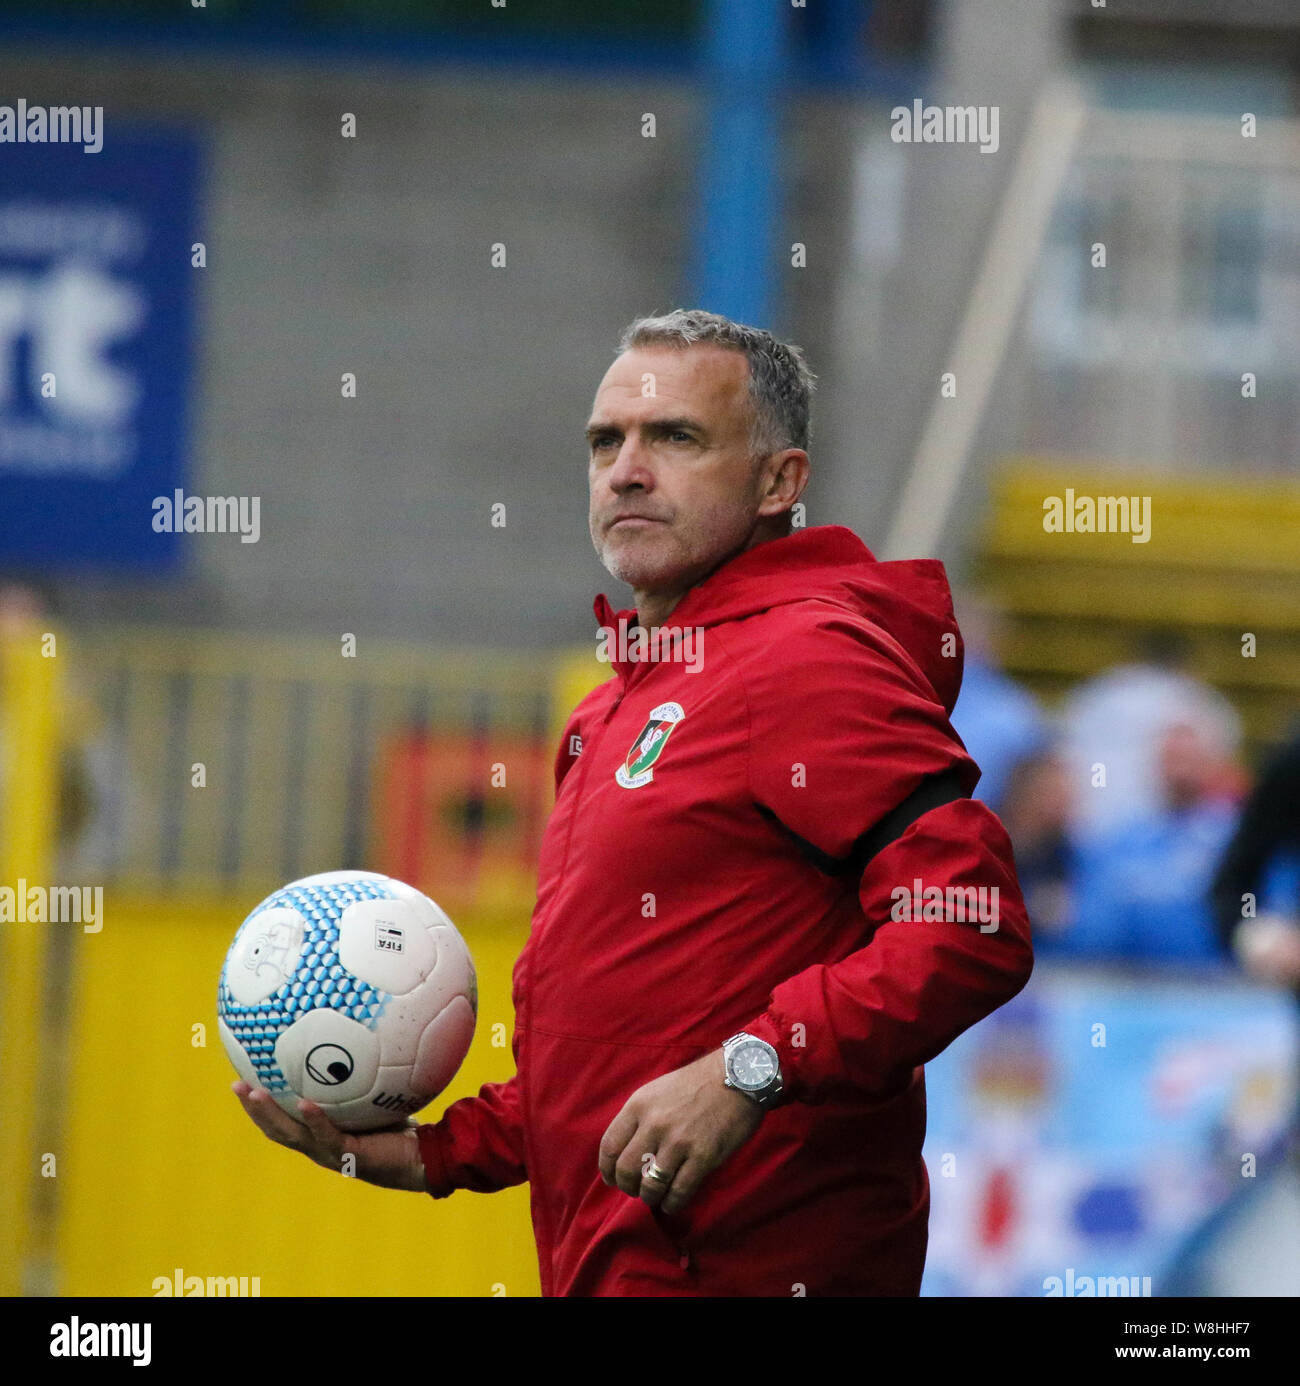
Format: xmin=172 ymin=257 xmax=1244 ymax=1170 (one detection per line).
xmin=757 ymin=449 xmax=810 ymax=519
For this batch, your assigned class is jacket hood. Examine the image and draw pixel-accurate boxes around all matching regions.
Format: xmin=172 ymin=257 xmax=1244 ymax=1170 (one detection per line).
xmin=593 ymin=524 xmax=965 ymax=713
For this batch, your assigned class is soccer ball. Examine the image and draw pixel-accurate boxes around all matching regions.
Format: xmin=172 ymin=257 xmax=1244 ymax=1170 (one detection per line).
xmin=218 ymin=870 xmax=477 ymax=1131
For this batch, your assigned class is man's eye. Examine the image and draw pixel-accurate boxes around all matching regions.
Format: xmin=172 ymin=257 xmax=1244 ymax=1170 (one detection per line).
xmin=591 ymin=437 xmax=617 ymax=450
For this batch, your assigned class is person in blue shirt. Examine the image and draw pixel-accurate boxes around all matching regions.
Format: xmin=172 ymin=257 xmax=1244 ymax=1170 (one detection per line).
xmin=949 ymin=595 xmax=1049 ymax=815
xmin=1060 ymin=721 xmax=1241 ymax=965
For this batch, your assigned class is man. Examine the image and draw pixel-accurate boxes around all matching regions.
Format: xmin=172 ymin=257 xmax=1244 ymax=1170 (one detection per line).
xmin=948 ymin=591 xmax=1049 ymax=815
xmin=1059 ymin=721 xmax=1240 ymax=963
xmin=235 ymin=308 xmax=1033 ymax=1296
xmin=1057 ymin=630 xmax=1242 ymax=845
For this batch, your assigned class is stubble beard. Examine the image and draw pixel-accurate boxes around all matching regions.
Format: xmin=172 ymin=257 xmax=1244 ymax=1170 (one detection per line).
xmin=595 ymin=533 xmax=669 ymax=591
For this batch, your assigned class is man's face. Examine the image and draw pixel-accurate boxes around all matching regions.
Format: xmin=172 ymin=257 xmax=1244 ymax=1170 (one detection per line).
xmin=586 ymin=345 xmax=772 ymax=597
xmin=1158 ymin=722 xmax=1218 ymax=809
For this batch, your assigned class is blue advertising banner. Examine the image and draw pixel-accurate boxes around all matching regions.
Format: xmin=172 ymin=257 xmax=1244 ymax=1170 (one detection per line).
xmin=921 ymin=962 xmax=1298 ymax=1296
xmin=0 ymin=122 xmax=200 ymax=570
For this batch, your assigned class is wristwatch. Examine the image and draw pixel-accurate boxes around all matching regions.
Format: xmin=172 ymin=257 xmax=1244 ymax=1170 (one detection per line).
xmin=722 ymin=1031 xmax=783 ymax=1111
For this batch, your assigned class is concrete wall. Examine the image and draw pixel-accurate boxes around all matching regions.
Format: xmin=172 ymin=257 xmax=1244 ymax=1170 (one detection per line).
xmin=3 ymin=45 xmax=862 ymax=649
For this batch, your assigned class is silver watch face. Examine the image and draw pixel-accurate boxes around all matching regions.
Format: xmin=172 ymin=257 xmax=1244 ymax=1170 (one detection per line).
xmin=730 ymin=1040 xmax=777 ymax=1090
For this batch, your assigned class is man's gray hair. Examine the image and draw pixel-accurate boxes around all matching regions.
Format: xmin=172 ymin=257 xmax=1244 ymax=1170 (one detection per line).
xmin=616 ymin=308 xmax=817 ymax=456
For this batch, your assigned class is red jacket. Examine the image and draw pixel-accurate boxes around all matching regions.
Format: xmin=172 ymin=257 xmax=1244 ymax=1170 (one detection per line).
xmin=417 ymin=525 xmax=1033 ymax=1295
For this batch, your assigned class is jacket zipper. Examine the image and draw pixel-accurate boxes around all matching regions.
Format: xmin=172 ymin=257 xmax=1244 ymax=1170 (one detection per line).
xmin=596 ymin=674 xmax=702 ymax=1278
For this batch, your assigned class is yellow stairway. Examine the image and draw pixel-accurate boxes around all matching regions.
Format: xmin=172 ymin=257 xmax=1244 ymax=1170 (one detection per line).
xmin=973 ymin=460 xmax=1300 ymax=747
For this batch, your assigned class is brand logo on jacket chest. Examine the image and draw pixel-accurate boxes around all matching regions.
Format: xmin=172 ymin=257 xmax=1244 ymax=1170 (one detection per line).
xmin=615 ymin=701 xmax=685 ymax=788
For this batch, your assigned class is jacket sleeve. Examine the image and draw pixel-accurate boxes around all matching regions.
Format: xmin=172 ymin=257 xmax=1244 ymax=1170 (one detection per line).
xmin=416 ymin=1077 xmax=527 ymax=1198
xmin=733 ymin=615 xmax=1034 ymax=1104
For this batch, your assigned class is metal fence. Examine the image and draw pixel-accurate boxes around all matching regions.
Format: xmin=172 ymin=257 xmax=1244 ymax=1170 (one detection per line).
xmin=55 ymin=626 xmax=601 ymax=909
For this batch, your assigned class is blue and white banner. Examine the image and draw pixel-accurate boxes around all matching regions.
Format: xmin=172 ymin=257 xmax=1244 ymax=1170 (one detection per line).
xmin=0 ymin=123 xmax=200 ymax=570
xmin=921 ymin=963 xmax=1298 ymax=1296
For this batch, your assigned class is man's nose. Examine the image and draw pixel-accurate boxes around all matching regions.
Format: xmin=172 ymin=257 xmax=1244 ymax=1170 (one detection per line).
xmin=607 ymin=439 xmax=654 ymax=491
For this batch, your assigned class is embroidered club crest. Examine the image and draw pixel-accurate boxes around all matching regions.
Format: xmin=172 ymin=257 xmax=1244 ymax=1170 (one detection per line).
xmin=615 ymin=701 xmax=685 ymax=788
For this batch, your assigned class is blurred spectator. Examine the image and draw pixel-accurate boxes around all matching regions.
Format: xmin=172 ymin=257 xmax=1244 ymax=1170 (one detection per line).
xmin=1210 ymin=723 xmax=1300 ymax=995
xmin=951 ymin=592 xmax=1050 ymax=814
xmin=0 ymin=580 xmax=46 ymax=632
xmin=997 ymin=751 xmax=1075 ymax=950
xmin=1055 ymin=720 xmax=1242 ymax=964
xmin=0 ymin=578 xmax=124 ymax=875
xmin=1058 ymin=629 xmax=1242 ymax=845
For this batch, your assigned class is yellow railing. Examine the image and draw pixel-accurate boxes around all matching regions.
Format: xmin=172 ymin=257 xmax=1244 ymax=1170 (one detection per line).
xmin=66 ymin=628 xmax=568 ymax=903
xmin=0 ymin=627 xmax=60 ymax=1296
